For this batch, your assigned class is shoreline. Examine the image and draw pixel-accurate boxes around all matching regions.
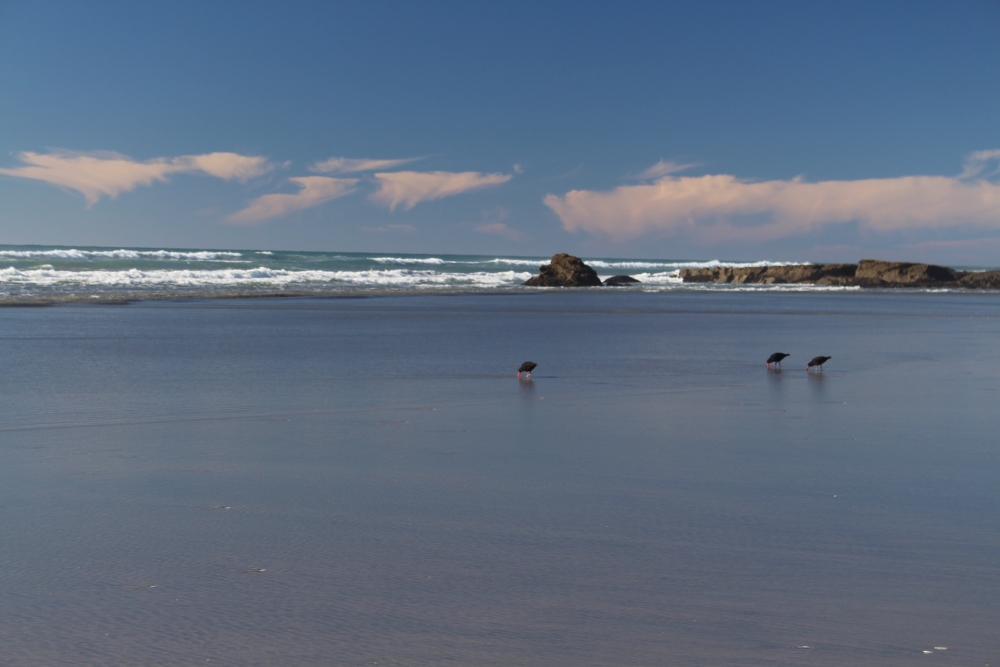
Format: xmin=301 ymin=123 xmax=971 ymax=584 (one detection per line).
xmin=5 ymin=282 xmax=1000 ymax=307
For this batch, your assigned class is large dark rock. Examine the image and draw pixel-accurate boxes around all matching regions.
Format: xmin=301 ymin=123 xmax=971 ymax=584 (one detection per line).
xmin=603 ymin=275 xmax=641 ymax=286
xmin=523 ymin=253 xmax=603 ymax=287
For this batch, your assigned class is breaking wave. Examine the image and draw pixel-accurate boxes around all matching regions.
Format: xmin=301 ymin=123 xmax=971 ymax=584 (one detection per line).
xmin=0 ymin=266 xmax=533 ymax=289
xmin=0 ymin=244 xmax=881 ymax=302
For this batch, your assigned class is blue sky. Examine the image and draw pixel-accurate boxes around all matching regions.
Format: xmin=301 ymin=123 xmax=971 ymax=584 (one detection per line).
xmin=2 ymin=1 xmax=999 ymax=263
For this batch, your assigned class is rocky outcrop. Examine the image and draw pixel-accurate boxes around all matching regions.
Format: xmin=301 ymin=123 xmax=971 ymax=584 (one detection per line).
xmin=959 ymin=271 xmax=1000 ymax=289
xmin=679 ymin=264 xmax=856 ymax=285
xmin=521 ymin=255 xmax=1000 ymax=290
xmin=523 ymin=254 xmax=603 ymax=287
xmin=852 ymin=260 xmax=961 ymax=287
xmin=603 ymin=275 xmax=641 ymax=286
xmin=679 ymin=259 xmax=1000 ymax=289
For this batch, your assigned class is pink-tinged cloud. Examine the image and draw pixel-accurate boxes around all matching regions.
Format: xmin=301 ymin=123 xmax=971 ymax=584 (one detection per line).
xmin=545 ymin=154 xmax=1000 ymax=242
xmin=475 ymin=222 xmax=525 ymax=241
xmin=370 ymin=170 xmax=512 ymax=211
xmin=177 ymin=153 xmax=272 ymax=181
xmin=0 ymin=150 xmax=271 ymax=205
xmin=311 ymin=156 xmax=420 ymax=174
xmin=363 ymin=223 xmax=417 ymax=234
xmin=227 ymin=176 xmax=358 ymax=224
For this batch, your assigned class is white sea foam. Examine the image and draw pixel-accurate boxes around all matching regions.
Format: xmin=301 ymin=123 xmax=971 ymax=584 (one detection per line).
xmin=376 ymin=257 xmax=548 ymax=267
xmin=485 ymin=258 xmax=805 ymax=270
xmin=615 ymin=270 xmax=860 ymax=291
xmin=0 ymin=266 xmax=533 ymax=289
xmin=588 ymin=260 xmax=681 ymax=269
xmin=591 ymin=259 xmax=805 ymax=270
xmin=685 ymin=282 xmax=861 ymax=292
xmin=0 ymin=248 xmax=243 ymax=261
xmin=371 ymin=256 xmax=449 ymax=265
xmin=484 ymin=258 xmax=548 ymax=267
xmin=629 ymin=271 xmax=684 ymax=284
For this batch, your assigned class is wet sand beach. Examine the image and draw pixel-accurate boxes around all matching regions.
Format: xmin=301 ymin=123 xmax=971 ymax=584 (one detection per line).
xmin=1 ymin=291 xmax=998 ymax=665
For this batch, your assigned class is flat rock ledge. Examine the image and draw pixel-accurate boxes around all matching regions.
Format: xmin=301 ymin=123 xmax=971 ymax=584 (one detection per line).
xmin=603 ymin=275 xmax=641 ymax=286
xmin=523 ymin=254 xmax=604 ymax=287
xmin=679 ymin=259 xmax=1000 ymax=289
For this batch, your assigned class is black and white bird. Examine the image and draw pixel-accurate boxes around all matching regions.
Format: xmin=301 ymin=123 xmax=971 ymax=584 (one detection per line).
xmin=517 ymin=361 xmax=537 ymax=379
xmin=766 ymin=352 xmax=790 ymax=368
xmin=807 ymin=356 xmax=831 ymax=371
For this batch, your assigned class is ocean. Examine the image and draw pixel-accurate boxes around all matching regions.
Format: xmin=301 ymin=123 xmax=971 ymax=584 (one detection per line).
xmin=1 ymin=252 xmax=998 ymax=665
xmin=0 ymin=244 xmax=841 ymax=303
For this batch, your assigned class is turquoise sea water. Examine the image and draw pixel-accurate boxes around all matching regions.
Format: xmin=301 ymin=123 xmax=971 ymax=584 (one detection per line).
xmin=1 ymin=290 xmax=998 ymax=665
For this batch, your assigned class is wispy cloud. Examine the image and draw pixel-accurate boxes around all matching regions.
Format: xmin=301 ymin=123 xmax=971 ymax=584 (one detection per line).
xmin=959 ymin=149 xmax=1000 ymax=180
xmin=311 ymin=156 xmax=420 ymax=174
xmin=363 ymin=223 xmax=417 ymax=234
xmin=473 ymin=206 xmax=524 ymax=241
xmin=178 ymin=153 xmax=272 ymax=181
xmin=545 ymin=151 xmax=1000 ymax=242
xmin=370 ymin=170 xmax=512 ymax=211
xmin=476 ymin=222 xmax=525 ymax=241
xmin=636 ymin=159 xmax=698 ymax=180
xmin=227 ymin=176 xmax=358 ymax=224
xmin=0 ymin=150 xmax=271 ymax=205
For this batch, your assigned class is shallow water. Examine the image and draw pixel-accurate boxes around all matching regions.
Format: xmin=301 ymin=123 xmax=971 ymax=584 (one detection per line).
xmin=0 ymin=291 xmax=998 ymax=665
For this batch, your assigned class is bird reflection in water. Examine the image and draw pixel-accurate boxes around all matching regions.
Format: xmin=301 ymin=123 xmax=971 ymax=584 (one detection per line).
xmin=518 ymin=372 xmax=537 ymax=413
xmin=807 ymin=366 xmax=829 ymax=401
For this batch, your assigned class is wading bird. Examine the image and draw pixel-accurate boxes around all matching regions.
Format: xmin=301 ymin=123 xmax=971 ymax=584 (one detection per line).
xmin=517 ymin=361 xmax=537 ymax=379
xmin=807 ymin=356 xmax=831 ymax=371
xmin=766 ymin=352 xmax=790 ymax=368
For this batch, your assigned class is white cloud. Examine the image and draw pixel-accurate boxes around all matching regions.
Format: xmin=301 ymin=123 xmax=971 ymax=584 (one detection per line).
xmin=311 ymin=156 xmax=420 ymax=174
xmin=227 ymin=176 xmax=358 ymax=224
xmin=545 ymin=152 xmax=1000 ymax=243
xmin=0 ymin=150 xmax=271 ymax=205
xmin=636 ymin=159 xmax=698 ymax=180
xmin=370 ymin=170 xmax=512 ymax=211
